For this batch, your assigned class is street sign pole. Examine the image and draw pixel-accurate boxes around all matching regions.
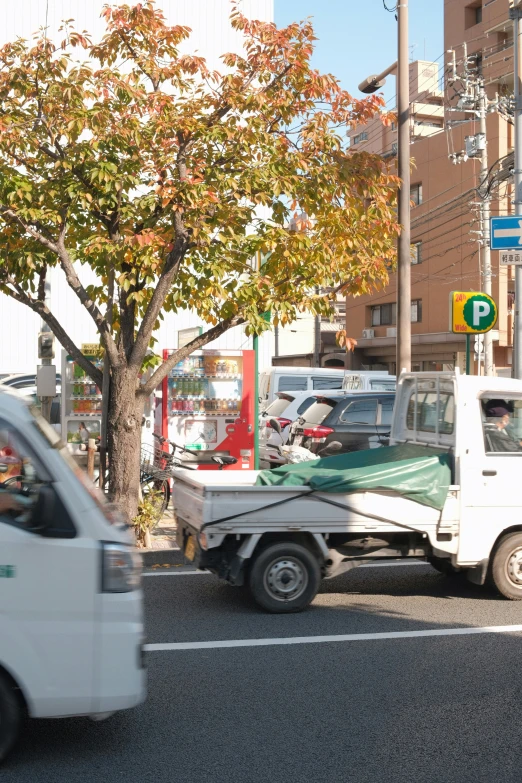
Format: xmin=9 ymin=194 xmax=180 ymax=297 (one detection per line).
xmin=513 ymin=4 xmax=522 ymax=378
xmin=466 ymin=334 xmax=471 ymax=375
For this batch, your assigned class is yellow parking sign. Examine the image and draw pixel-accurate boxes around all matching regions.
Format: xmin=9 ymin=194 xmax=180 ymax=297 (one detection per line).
xmin=450 ymin=291 xmax=497 ymax=335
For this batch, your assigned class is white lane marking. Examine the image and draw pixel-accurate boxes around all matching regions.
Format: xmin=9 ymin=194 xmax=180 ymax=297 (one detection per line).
xmin=142 ymin=561 xmax=430 ymax=577
xmin=143 ymin=570 xmax=211 ymax=577
xmin=145 ymin=624 xmax=522 ymax=652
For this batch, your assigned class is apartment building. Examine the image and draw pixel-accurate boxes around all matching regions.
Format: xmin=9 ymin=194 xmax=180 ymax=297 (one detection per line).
xmin=345 ymin=0 xmax=514 ymax=374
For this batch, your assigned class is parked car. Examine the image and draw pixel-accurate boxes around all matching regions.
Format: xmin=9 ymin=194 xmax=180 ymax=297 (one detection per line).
xmin=259 ymin=391 xmax=322 ymax=467
xmin=258 ymin=366 xmax=345 ymax=411
xmin=287 ymin=391 xmax=395 ymax=456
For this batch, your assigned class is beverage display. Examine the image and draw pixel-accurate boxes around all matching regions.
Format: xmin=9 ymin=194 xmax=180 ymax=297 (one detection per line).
xmin=62 ymin=351 xmax=103 ymax=453
xmin=167 ymin=353 xmax=242 ymax=416
xmin=160 ymin=349 xmax=255 ymax=469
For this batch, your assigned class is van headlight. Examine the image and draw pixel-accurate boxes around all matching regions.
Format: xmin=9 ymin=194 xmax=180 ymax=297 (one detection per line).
xmin=101 ymin=543 xmax=141 ymax=592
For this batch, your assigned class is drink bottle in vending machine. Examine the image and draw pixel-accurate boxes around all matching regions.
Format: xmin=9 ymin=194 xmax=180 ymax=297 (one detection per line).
xmin=160 ymin=349 xmax=254 ymax=469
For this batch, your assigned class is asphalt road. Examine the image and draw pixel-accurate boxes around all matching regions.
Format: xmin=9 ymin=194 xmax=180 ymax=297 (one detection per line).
xmin=5 ymin=562 xmax=522 ymax=783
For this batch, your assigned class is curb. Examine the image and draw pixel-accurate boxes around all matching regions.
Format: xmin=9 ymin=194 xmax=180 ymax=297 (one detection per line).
xmin=141 ymin=547 xmax=186 ymax=567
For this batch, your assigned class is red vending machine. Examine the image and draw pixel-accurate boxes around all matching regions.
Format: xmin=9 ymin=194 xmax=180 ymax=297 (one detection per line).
xmin=161 ymin=349 xmax=255 ymax=469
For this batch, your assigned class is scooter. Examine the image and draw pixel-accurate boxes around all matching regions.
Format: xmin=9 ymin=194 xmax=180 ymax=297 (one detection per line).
xmin=267 ymin=419 xmax=342 ymax=464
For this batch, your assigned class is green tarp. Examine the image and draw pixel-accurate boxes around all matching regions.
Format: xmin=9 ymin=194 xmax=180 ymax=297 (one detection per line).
xmin=255 ymin=444 xmax=452 ymax=511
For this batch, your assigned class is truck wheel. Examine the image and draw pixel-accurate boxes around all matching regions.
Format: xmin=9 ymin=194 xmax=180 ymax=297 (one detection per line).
xmin=249 ymin=542 xmax=321 ymax=613
xmin=491 ymin=532 xmax=522 ymax=600
xmin=0 ymin=673 xmax=22 ymax=763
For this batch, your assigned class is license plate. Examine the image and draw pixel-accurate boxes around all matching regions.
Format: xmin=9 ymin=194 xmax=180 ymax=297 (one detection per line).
xmin=294 ymin=435 xmax=303 ymax=447
xmin=185 ymin=536 xmax=196 ymax=561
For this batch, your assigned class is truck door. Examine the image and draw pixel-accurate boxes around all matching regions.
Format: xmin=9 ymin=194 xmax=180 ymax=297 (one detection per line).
xmin=459 ymin=393 xmax=522 ymax=563
xmin=0 ymin=418 xmax=97 ymax=717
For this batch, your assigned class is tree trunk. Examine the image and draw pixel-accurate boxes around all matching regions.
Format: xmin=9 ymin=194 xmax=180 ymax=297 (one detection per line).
xmin=107 ymin=367 xmax=144 ymax=521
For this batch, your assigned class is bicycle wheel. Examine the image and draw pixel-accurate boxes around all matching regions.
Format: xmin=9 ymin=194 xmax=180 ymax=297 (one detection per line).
xmin=140 ymin=476 xmax=170 ymax=518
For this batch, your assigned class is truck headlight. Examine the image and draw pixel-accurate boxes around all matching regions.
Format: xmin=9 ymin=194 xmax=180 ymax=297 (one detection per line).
xmin=101 ymin=543 xmax=141 ymax=592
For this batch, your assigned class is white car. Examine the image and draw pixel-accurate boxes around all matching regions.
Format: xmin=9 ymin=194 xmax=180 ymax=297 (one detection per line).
xmin=259 ymin=391 xmax=323 ymax=467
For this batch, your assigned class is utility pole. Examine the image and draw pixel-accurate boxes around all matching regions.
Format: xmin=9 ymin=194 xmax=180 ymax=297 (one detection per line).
xmin=513 ymin=2 xmax=522 ymax=378
xmin=447 ymin=43 xmax=500 ymax=375
xmin=479 ymin=80 xmax=494 ymax=376
xmin=396 ymin=0 xmax=411 ymax=374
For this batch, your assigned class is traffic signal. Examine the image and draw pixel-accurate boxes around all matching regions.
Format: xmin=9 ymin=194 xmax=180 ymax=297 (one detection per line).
xmin=38 ymin=332 xmax=55 ymax=359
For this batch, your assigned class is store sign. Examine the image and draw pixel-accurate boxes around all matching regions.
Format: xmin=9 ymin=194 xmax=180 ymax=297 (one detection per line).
xmin=81 ymin=343 xmax=103 ymax=356
xmin=449 ymin=291 xmax=497 ymax=334
xmin=500 ymin=251 xmax=522 ymax=266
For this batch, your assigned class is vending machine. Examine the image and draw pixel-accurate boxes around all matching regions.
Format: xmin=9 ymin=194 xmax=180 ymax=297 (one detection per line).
xmin=161 ymin=349 xmax=255 ymax=469
xmin=61 ymin=349 xmax=103 ymax=455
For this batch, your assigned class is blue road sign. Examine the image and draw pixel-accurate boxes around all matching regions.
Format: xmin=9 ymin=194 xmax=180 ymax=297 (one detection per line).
xmin=491 ymin=216 xmax=522 ymax=250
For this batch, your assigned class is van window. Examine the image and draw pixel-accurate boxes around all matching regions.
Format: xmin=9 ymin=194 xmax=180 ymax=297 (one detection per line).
xmin=312 ymin=376 xmax=343 ymax=390
xmin=0 ymin=418 xmax=51 ymax=531
xmin=406 ymin=389 xmax=454 ymax=435
xmin=339 ymin=399 xmax=377 ymax=425
xmin=370 ymin=379 xmax=396 ymax=391
xmin=278 ymin=375 xmax=308 ymax=392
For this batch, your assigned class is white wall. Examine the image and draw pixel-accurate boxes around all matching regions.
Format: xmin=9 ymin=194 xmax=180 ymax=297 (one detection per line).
xmin=0 ymin=0 xmax=274 ymax=374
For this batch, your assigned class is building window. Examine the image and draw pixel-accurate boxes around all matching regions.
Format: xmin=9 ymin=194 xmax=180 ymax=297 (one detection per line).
xmin=465 ymin=2 xmax=482 ymax=28
xmin=353 ymin=131 xmax=368 ymax=145
xmin=371 ymin=300 xmax=421 ymax=326
xmin=411 ymin=242 xmax=422 ymax=265
xmin=411 ymin=299 xmax=422 ymax=323
xmin=371 ymin=302 xmax=397 ymax=326
xmin=410 ymin=183 xmax=422 ymax=206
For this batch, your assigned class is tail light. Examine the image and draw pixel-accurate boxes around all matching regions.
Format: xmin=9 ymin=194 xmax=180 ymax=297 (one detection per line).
xmin=267 ymin=418 xmax=292 ymax=429
xmin=303 ymin=425 xmax=334 ymax=441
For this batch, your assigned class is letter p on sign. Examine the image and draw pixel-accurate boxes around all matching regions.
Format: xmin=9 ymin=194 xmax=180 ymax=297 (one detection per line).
xmin=473 ymin=300 xmax=490 ymax=327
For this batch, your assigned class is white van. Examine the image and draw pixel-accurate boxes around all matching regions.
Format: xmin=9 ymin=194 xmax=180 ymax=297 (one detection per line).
xmin=259 ymin=366 xmax=345 ymax=411
xmin=0 ymin=386 xmax=146 ymax=762
xmin=342 ymin=371 xmax=396 ymax=392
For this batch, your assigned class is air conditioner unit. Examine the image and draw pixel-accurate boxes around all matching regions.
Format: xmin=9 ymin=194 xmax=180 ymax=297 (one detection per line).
xmin=362 ymin=329 xmax=375 ymax=339
xmin=387 ymin=327 xmax=397 ymax=337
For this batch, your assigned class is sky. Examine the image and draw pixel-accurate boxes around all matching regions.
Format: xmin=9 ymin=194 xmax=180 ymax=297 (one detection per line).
xmin=274 ymin=0 xmax=444 ymax=106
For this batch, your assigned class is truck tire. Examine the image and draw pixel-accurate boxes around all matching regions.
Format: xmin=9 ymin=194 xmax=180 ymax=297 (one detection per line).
xmin=0 ymin=672 xmax=22 ymax=763
xmin=491 ymin=532 xmax=522 ymax=600
xmin=248 ymin=542 xmax=321 ymax=613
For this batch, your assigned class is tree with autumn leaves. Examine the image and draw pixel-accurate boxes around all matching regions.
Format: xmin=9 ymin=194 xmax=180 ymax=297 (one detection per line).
xmin=0 ymin=2 xmax=399 ymax=519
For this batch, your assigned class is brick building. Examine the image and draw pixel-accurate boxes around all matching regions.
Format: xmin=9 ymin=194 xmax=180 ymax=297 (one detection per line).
xmin=345 ymin=0 xmax=514 ymax=375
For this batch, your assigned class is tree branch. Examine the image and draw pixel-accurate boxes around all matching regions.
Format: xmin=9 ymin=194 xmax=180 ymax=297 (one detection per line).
xmin=0 ymin=278 xmax=103 ymax=386
xmin=140 ymin=316 xmax=243 ymax=396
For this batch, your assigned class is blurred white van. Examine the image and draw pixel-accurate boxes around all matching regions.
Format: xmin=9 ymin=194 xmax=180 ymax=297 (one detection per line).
xmin=258 ymin=367 xmax=345 ymax=411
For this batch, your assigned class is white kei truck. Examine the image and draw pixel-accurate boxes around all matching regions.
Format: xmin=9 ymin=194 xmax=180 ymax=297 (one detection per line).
xmin=174 ymin=370 xmax=522 ymax=613
xmin=0 ymin=386 xmax=146 ymax=762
